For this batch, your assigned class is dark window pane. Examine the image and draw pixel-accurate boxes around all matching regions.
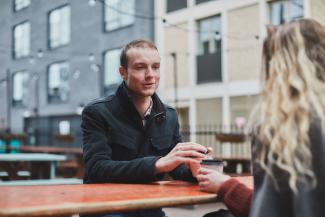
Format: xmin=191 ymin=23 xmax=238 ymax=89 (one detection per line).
xmin=47 ymin=62 xmax=70 ymax=103
xmin=196 ymin=15 xmax=222 ymax=83
xmin=197 ymin=42 xmax=222 ymax=83
xmin=166 ymin=0 xmax=187 ymax=13
xmin=196 ymin=0 xmax=215 ymax=5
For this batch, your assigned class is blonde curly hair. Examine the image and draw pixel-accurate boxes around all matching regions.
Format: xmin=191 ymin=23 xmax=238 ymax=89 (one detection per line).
xmin=252 ymin=19 xmax=325 ymax=192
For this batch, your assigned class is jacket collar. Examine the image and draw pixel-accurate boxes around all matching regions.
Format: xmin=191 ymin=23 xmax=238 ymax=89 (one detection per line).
xmin=115 ymin=82 xmax=166 ymax=120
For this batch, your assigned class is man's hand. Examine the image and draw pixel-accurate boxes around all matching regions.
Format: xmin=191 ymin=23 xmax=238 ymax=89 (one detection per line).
xmin=188 ymin=147 xmax=213 ymax=177
xmin=155 ymin=142 xmax=208 ymax=174
xmin=197 ymin=168 xmax=230 ymax=193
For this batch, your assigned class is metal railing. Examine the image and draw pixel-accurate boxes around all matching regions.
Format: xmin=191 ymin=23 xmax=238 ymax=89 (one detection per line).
xmin=181 ymin=124 xmax=251 ymax=159
xmin=1 ymin=124 xmax=251 ymax=158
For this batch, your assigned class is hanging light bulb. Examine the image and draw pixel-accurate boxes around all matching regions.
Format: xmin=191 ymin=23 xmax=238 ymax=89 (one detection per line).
xmin=88 ymin=53 xmax=95 ymax=62
xmin=88 ymin=0 xmax=96 ymax=7
xmin=214 ymin=31 xmax=221 ymax=40
xmin=37 ymin=49 xmax=43 ymax=58
xmin=91 ymin=63 xmax=100 ymax=73
xmin=73 ymin=69 xmax=81 ymax=79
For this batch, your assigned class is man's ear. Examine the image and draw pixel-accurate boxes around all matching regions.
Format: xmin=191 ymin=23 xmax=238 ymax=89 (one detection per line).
xmin=119 ymin=66 xmax=127 ymax=81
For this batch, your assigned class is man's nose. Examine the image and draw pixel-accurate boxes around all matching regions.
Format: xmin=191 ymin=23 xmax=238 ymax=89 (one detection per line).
xmin=145 ymin=67 xmax=154 ymax=77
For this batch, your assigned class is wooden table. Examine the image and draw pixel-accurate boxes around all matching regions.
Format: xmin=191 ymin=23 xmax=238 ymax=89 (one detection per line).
xmin=12 ymin=146 xmax=83 ymax=178
xmin=16 ymin=146 xmax=82 ymax=155
xmin=0 ymin=153 xmax=67 ymax=179
xmin=0 ymin=177 xmax=253 ymax=217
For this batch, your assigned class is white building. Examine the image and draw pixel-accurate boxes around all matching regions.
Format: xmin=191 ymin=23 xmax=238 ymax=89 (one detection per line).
xmin=155 ymin=0 xmax=325 ymax=158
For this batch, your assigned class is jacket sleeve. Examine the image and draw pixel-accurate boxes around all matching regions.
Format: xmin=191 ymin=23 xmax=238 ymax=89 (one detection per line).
xmin=218 ymin=179 xmax=253 ymax=217
xmin=167 ymin=114 xmax=197 ymax=182
xmin=82 ymin=105 xmax=161 ymax=183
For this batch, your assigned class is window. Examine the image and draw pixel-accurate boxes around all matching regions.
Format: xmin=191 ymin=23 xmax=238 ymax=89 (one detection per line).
xmin=104 ymin=0 xmax=135 ymax=31
xmin=49 ymin=5 xmax=70 ymax=48
xmin=59 ymin=120 xmax=70 ymax=135
xmin=104 ymin=48 xmax=122 ymax=92
xmin=197 ymin=16 xmax=221 ymax=55
xmin=47 ymin=62 xmax=70 ymax=103
xmin=196 ymin=0 xmax=215 ymax=5
xmin=196 ymin=15 xmax=222 ymax=83
xmin=14 ymin=0 xmax=30 ymax=11
xmin=166 ymin=0 xmax=187 ymax=13
xmin=269 ymin=0 xmax=304 ymax=25
xmin=13 ymin=21 xmax=30 ymax=59
xmin=12 ymin=71 xmax=29 ymax=107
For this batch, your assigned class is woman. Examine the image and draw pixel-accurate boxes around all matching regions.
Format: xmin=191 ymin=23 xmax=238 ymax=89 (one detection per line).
xmin=198 ymin=18 xmax=325 ymax=217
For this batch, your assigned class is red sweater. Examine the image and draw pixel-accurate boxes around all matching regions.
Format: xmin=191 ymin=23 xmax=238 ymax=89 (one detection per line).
xmin=218 ymin=179 xmax=253 ymax=217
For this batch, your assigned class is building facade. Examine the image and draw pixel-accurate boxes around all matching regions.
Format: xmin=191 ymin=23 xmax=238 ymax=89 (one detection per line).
xmin=155 ymin=0 xmax=325 ymax=157
xmin=0 ymin=0 xmax=154 ymax=147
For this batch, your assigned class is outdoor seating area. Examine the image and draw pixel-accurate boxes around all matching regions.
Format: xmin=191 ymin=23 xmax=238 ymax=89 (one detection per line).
xmin=0 ymin=127 xmax=250 ymax=185
xmin=1 ymin=0 xmax=324 ymax=217
xmin=0 ymin=131 xmax=253 ymax=216
xmin=0 ymin=133 xmax=83 ymax=185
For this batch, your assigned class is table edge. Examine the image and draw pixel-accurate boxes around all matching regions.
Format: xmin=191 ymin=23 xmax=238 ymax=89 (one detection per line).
xmin=0 ymin=194 xmax=217 ymax=217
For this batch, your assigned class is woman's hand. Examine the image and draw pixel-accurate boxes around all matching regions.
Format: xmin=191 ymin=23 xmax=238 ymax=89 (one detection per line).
xmin=197 ymin=168 xmax=230 ymax=193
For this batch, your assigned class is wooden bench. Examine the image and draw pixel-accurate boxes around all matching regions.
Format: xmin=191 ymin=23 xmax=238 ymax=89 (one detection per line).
xmin=9 ymin=145 xmax=84 ymax=178
xmin=0 ymin=178 xmax=82 ymax=186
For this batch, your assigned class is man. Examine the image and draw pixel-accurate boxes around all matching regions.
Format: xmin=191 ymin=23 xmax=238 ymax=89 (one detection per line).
xmin=81 ymin=39 xmax=208 ymax=217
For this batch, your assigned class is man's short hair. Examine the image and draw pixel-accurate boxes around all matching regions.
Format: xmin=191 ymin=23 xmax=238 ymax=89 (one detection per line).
xmin=120 ymin=39 xmax=158 ymax=69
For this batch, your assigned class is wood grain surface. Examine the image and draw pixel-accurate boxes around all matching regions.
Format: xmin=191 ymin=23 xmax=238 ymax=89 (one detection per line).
xmin=0 ymin=177 xmax=253 ymax=217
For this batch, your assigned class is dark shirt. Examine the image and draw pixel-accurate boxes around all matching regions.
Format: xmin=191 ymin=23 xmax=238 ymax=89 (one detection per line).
xmin=81 ymin=82 xmax=195 ymax=217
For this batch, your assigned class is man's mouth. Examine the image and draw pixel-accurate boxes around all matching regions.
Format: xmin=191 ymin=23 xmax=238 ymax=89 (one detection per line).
xmin=143 ymin=83 xmax=155 ymax=87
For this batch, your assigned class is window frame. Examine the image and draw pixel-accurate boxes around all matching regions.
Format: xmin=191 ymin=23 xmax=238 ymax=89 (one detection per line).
xmin=47 ymin=4 xmax=71 ymax=49
xmin=196 ymin=15 xmax=223 ymax=84
xmin=197 ymin=15 xmax=222 ymax=56
xmin=12 ymin=20 xmax=31 ymax=59
xmin=268 ymin=0 xmax=304 ymax=25
xmin=103 ymin=47 xmax=122 ymax=94
xmin=103 ymin=0 xmax=135 ymax=32
xmin=13 ymin=0 xmax=30 ymax=12
xmin=12 ymin=70 xmax=29 ymax=107
xmin=47 ymin=61 xmax=70 ymax=104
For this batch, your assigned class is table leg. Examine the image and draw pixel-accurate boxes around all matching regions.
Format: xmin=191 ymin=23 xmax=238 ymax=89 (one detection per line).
xmin=50 ymin=161 xmax=56 ymax=179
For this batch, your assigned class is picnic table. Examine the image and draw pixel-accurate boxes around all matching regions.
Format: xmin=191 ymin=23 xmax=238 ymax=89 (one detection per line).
xmin=9 ymin=145 xmax=83 ymax=178
xmin=0 ymin=177 xmax=253 ymax=217
xmin=0 ymin=153 xmax=67 ymax=180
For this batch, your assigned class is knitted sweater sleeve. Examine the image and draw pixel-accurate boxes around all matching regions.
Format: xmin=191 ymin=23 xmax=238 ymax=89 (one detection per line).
xmin=218 ymin=178 xmax=252 ymax=217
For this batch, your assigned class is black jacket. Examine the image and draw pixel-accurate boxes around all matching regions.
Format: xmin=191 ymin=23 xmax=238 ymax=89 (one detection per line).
xmin=250 ymin=118 xmax=325 ymax=217
xmin=81 ymin=83 xmax=194 ymax=217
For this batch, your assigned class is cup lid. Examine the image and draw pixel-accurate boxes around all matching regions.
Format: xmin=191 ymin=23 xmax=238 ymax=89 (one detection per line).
xmin=201 ymin=159 xmax=223 ymax=165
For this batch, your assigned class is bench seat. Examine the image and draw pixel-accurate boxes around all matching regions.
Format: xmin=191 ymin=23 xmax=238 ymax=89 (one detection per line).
xmin=0 ymin=178 xmax=82 ymax=186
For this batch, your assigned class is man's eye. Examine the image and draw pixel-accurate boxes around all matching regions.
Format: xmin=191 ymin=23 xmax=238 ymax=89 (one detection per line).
xmin=153 ymin=66 xmax=160 ymax=70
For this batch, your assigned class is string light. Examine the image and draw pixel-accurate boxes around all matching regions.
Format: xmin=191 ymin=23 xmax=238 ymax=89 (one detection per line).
xmin=0 ymin=1 xmax=261 ymax=61
xmin=88 ymin=0 xmax=96 ymax=7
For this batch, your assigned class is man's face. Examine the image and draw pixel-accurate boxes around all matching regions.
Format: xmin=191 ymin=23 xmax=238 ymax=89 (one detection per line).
xmin=120 ymin=47 xmax=160 ymax=98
